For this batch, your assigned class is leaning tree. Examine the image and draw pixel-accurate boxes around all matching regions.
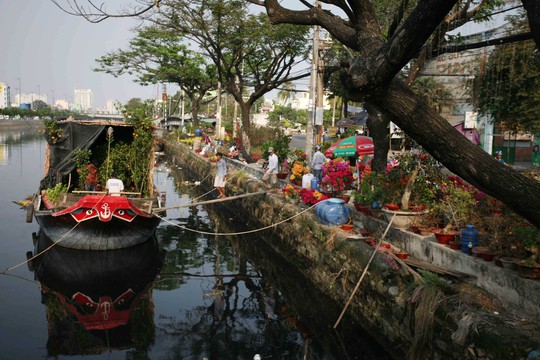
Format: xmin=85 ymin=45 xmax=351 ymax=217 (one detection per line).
xmin=50 ymin=0 xmax=540 ymax=228
xmin=248 ymin=0 xmax=540 ymax=228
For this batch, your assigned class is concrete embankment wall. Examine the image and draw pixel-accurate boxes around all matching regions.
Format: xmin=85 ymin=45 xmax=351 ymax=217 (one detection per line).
xmin=163 ymin=138 xmax=539 ymax=360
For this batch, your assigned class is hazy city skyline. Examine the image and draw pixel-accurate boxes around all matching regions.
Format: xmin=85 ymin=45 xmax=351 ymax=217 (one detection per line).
xmin=0 ymin=1 xmax=156 ymax=108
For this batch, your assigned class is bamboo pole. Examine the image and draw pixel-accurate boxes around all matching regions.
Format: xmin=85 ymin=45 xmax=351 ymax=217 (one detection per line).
xmin=333 ymin=213 xmax=396 ymax=329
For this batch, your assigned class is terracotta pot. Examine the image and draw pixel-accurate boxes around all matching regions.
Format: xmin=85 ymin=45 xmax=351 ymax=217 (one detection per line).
xmin=499 ymin=257 xmax=517 ymax=270
xmin=449 ymin=241 xmax=461 ymax=250
xmin=482 ymin=252 xmax=495 ymax=262
xmin=292 ymin=179 xmax=302 ymax=187
xmin=338 ymin=196 xmax=351 ymax=204
xmin=471 ymin=246 xmax=486 ymax=258
xmin=395 ymin=252 xmax=409 ymax=260
xmin=380 ymin=242 xmax=391 ymax=249
xmin=515 ymin=261 xmax=540 ymax=279
xmin=384 ymin=203 xmax=400 ymax=211
xmin=353 ymin=203 xmax=371 ymax=216
xmin=411 ymin=225 xmax=421 ymax=234
xmin=432 ymin=230 xmax=458 ymax=245
xmin=277 ymin=172 xmax=288 ymax=180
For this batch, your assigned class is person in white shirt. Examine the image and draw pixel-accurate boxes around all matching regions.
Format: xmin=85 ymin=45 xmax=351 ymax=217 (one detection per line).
xmin=311 ymin=145 xmax=327 ymax=184
xmin=106 ymin=175 xmax=124 ymax=196
xmin=262 ymin=147 xmax=278 ymax=190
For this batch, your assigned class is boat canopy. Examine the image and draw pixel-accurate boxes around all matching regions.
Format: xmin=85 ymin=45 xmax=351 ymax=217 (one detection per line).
xmin=40 ymin=118 xmax=135 ymax=191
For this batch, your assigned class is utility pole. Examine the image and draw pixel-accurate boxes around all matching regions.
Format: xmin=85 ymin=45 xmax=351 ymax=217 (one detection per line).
xmin=315 ymin=43 xmax=325 ymax=145
xmin=180 ymin=87 xmax=185 ymax=128
xmin=306 ymin=2 xmax=320 ymax=163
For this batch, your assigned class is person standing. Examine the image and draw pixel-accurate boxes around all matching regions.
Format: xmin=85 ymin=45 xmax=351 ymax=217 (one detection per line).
xmin=214 ymin=152 xmax=227 ymax=198
xmin=311 ymin=145 xmax=326 ymax=183
xmin=106 ymin=174 xmax=124 ymax=196
xmin=495 ymin=150 xmax=510 ymax=167
xmin=263 ymin=147 xmax=278 ymax=190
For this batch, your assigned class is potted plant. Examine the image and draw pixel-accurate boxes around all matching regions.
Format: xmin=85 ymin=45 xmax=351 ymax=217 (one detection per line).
xmin=320 ymin=158 xmax=354 ymax=199
xmin=429 ymin=176 xmax=480 ymax=242
xmin=515 ymin=258 xmax=540 ymax=279
xmin=250 ymin=146 xmax=264 ymax=162
xmin=513 ymin=225 xmax=540 ymax=256
xmin=351 ymin=171 xmax=385 ymax=215
xmin=289 ymin=161 xmax=308 ymax=186
xmin=42 ymin=183 xmax=69 ymax=209
xmin=379 ymin=151 xmax=439 ymax=228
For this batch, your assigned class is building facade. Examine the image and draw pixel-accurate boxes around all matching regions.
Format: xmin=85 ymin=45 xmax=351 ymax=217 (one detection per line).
xmin=0 ymin=82 xmax=10 ymax=109
xmin=73 ymin=89 xmax=93 ymax=111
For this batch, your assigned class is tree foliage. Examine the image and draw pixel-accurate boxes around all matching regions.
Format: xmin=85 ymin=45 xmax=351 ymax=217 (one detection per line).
xmin=49 ymin=0 xmax=540 ymax=226
xmin=473 ymin=39 xmax=540 ymax=132
xmin=149 ymin=0 xmax=310 ymax=151
xmin=94 ymin=25 xmax=217 ymax=127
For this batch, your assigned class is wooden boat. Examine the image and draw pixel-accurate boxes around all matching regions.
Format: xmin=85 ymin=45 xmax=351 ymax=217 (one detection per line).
xmin=28 ymin=117 xmax=164 ymax=250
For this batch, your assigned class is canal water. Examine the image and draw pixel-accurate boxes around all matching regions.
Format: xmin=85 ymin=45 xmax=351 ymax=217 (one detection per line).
xmin=0 ymin=126 xmax=390 ymax=360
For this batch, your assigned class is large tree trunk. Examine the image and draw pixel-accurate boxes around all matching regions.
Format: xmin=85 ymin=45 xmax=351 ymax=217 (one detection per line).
xmin=239 ymin=102 xmax=252 ymax=154
xmin=365 ymin=105 xmax=390 ymax=173
xmin=368 ymin=79 xmax=540 ymax=227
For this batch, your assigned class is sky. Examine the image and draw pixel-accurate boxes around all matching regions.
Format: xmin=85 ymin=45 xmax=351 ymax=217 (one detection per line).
xmin=0 ymin=1 xmax=156 ymax=108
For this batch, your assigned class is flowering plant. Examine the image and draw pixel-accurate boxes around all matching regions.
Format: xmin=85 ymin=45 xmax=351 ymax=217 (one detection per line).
xmin=289 ymin=161 xmax=308 ymax=182
xmin=282 ymin=184 xmax=300 ymax=199
xmin=321 ymin=158 xmax=354 ymax=196
xmin=384 ymin=150 xmax=442 ymax=210
xmin=287 ymin=148 xmax=307 ymax=167
xmin=299 ymin=188 xmax=328 ymax=205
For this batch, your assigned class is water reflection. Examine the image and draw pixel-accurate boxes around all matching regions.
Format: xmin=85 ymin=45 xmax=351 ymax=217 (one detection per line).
xmin=28 ymin=230 xmax=164 ymax=356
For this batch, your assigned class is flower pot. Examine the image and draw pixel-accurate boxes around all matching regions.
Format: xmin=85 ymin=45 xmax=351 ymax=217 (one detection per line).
xmin=277 ymin=172 xmax=288 ymax=180
xmin=515 ymin=261 xmax=540 ymax=279
xmin=341 ymin=224 xmax=354 ymax=231
xmin=360 ymin=229 xmax=371 ymax=237
xmin=384 ymin=203 xmax=400 ymax=211
xmin=449 ymin=241 xmax=461 ymax=250
xmin=381 ymin=208 xmax=429 ymax=229
xmin=471 ymin=246 xmax=495 ymax=261
xmin=499 ymin=257 xmax=517 ymax=270
xmin=432 ymin=230 xmax=458 ymax=245
xmin=353 ymin=203 xmax=371 ymax=216
xmin=395 ymin=252 xmax=409 ymax=259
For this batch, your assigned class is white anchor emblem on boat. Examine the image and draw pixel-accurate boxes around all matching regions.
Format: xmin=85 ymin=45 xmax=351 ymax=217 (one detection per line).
xmin=100 ymin=203 xmax=111 ymax=219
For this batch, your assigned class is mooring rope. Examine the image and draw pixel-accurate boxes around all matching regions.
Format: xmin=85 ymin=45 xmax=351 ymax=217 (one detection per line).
xmin=154 ymin=199 xmax=322 ymax=237
xmin=1 ymin=192 xmax=109 ymax=275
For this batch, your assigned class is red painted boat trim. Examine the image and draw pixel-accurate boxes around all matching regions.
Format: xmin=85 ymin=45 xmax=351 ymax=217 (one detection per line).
xmin=52 ymin=195 xmax=152 ymax=223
